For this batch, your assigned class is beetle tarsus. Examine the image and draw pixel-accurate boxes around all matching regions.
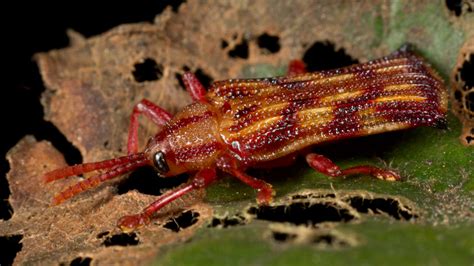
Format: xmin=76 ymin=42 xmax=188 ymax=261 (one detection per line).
xmin=117 ymin=214 xmax=150 ymax=233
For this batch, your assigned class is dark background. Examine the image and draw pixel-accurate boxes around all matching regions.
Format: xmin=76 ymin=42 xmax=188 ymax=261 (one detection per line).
xmin=0 ymin=0 xmax=185 ymax=219
xmin=0 ymin=2 xmax=183 ymax=264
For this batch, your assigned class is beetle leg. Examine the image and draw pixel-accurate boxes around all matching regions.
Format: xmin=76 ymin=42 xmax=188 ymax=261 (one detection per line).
xmin=182 ymin=72 xmax=207 ymax=102
xmin=217 ymin=155 xmax=275 ymax=204
xmin=117 ymin=168 xmax=217 ymax=232
xmin=287 ymin=59 xmax=307 ymax=76
xmin=128 ymin=99 xmax=173 ymax=154
xmin=305 ymin=153 xmax=400 ymax=181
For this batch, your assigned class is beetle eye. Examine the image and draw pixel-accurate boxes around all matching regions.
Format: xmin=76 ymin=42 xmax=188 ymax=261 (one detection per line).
xmin=153 ymin=151 xmax=169 ymax=174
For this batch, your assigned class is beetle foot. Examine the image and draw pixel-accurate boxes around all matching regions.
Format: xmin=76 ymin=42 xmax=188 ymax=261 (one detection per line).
xmin=373 ymin=169 xmax=401 ymax=181
xmin=256 ymin=187 xmax=275 ymax=205
xmin=117 ymin=213 xmax=151 ymax=233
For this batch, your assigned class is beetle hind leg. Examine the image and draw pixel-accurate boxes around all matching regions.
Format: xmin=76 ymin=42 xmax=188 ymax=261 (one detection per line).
xmin=305 ymin=153 xmax=400 ymax=181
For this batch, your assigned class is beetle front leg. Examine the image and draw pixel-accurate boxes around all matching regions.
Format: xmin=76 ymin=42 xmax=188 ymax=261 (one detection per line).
xmin=117 ymin=168 xmax=218 ymax=232
xmin=128 ymin=99 xmax=173 ymax=154
xmin=306 ymin=153 xmax=400 ymax=181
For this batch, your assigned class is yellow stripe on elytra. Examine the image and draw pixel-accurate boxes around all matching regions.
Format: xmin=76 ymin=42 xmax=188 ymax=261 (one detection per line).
xmin=374 ymin=95 xmax=426 ymax=103
xmin=297 ymin=107 xmax=334 ymax=128
xmin=226 ymin=116 xmax=283 ymax=138
xmin=287 ymin=73 xmax=355 ymax=83
xmin=383 ymin=84 xmax=417 ymax=91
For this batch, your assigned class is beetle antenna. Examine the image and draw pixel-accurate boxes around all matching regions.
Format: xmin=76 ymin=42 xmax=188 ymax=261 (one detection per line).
xmin=50 ymin=153 xmax=149 ymax=205
xmin=43 ymin=153 xmax=146 ymax=183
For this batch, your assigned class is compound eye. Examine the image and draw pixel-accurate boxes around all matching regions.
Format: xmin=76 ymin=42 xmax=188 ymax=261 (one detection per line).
xmin=153 ymin=151 xmax=169 ymax=174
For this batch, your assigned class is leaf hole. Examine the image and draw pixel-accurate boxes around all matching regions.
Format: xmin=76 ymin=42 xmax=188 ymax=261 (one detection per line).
xmin=0 ymin=234 xmax=23 ymax=266
xmin=96 ymin=231 xmax=110 ymax=239
xmin=102 ymin=232 xmax=139 ymax=247
xmin=347 ymin=196 xmax=417 ymax=220
xmin=194 ymin=68 xmax=214 ymax=89
xmin=272 ymin=231 xmax=297 ymax=242
xmin=445 ymin=0 xmax=473 ymax=16
xmin=208 ymin=215 xmax=247 ymax=228
xmin=302 ymin=41 xmax=358 ymax=72
xmin=221 ymin=40 xmax=229 ymax=49
xmin=454 ymin=90 xmax=463 ymax=101
xmin=69 ymin=257 xmax=92 ymax=266
xmin=132 ymin=58 xmax=163 ymax=82
xmin=163 ymin=210 xmax=200 ymax=232
xmin=465 ymin=135 xmax=473 ymax=144
xmin=467 ymin=91 xmax=474 ymax=113
xmin=459 ymin=54 xmax=474 ymax=89
xmin=247 ymin=201 xmax=355 ymax=226
xmin=311 ymin=233 xmax=352 ymax=248
xmin=228 ymin=38 xmax=249 ymax=59
xmin=257 ymin=33 xmax=281 ymax=54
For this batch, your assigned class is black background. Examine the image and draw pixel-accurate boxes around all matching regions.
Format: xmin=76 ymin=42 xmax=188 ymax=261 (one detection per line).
xmin=0 ymin=0 xmax=183 ymax=221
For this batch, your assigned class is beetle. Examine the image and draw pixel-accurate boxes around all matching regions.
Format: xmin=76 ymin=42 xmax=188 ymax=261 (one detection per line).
xmin=43 ymin=48 xmax=447 ymax=232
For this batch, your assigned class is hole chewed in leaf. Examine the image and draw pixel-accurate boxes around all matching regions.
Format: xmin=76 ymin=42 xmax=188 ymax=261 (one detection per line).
xmin=215 ymin=190 xmax=417 ymax=230
xmin=272 ymin=231 xmax=297 ymax=242
xmin=163 ymin=210 xmax=200 ymax=232
xmin=247 ymin=201 xmax=356 ymax=226
xmin=228 ymin=38 xmax=249 ymax=59
xmin=0 ymin=234 xmax=23 ymax=265
xmin=348 ymin=197 xmax=417 ymax=220
xmin=302 ymin=41 xmax=358 ymax=72
xmin=102 ymin=232 xmax=139 ymax=247
xmin=445 ymin=0 xmax=473 ymax=16
xmin=132 ymin=58 xmax=163 ymax=82
xmin=70 ymin=257 xmax=92 ymax=266
xmin=209 ymin=215 xmax=247 ymax=228
xmin=257 ymin=33 xmax=281 ymax=54
xmin=194 ymin=68 xmax=214 ymax=89
xmin=268 ymin=225 xmax=358 ymax=248
xmin=310 ymin=232 xmax=354 ymax=248
xmin=221 ymin=40 xmax=229 ymax=49
xmin=96 ymin=231 xmax=110 ymax=239
xmin=452 ymin=44 xmax=474 ymax=146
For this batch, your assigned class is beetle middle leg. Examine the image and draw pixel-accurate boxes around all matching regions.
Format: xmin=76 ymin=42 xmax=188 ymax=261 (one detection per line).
xmin=305 ymin=153 xmax=400 ymax=181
